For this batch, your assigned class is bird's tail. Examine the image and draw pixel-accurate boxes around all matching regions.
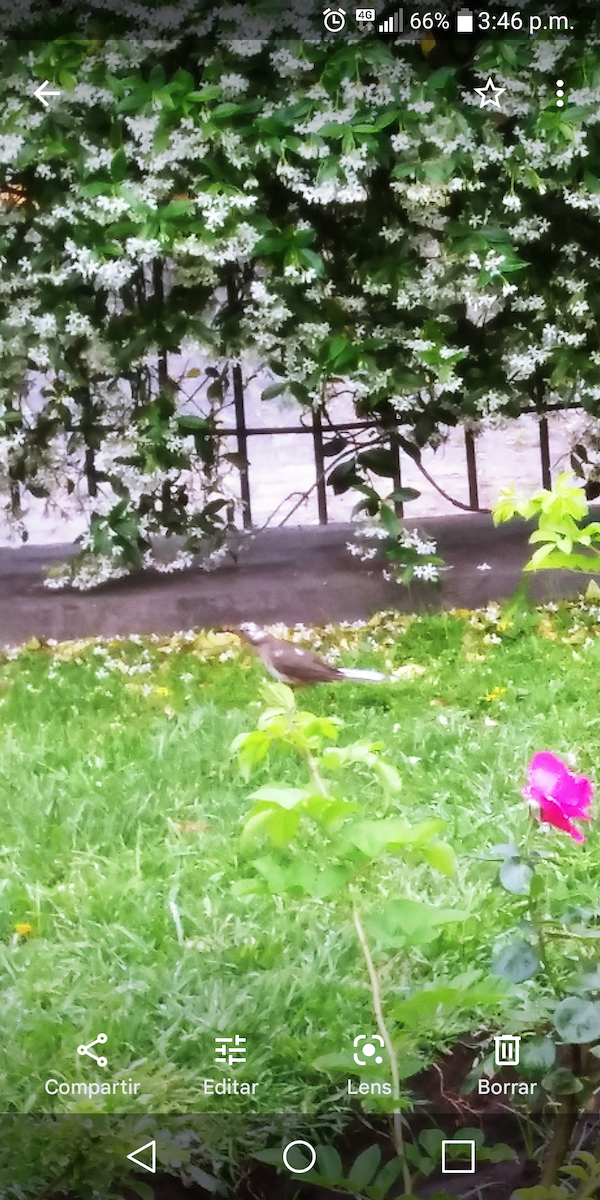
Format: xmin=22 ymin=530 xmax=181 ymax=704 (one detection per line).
xmin=338 ymin=667 xmax=389 ymax=682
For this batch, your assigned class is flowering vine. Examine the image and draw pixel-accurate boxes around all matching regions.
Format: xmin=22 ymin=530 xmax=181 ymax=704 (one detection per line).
xmin=0 ymin=8 xmax=600 ymax=582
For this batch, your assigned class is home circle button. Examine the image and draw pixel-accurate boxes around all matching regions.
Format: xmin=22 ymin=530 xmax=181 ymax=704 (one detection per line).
xmin=282 ymin=1140 xmax=317 ymax=1173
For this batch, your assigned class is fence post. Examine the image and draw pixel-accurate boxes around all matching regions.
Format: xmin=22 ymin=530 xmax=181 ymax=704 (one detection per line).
xmin=232 ymin=362 xmax=252 ymax=530
xmin=464 ymin=427 xmax=479 ymax=510
xmin=312 ymin=408 xmax=328 ymax=525
xmin=539 ymin=415 xmax=551 ymax=489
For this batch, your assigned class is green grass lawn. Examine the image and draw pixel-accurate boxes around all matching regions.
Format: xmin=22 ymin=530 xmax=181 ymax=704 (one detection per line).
xmin=1 ymin=600 xmax=600 ymax=1116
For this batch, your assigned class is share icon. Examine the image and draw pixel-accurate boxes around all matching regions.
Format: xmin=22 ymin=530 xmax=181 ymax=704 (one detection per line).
xmin=77 ymin=1033 xmax=108 ymax=1067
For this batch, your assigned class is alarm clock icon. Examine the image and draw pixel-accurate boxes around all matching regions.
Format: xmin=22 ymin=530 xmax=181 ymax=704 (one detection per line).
xmin=323 ymin=7 xmax=347 ymax=32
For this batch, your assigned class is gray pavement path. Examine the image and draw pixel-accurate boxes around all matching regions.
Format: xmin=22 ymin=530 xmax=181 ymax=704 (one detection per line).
xmin=0 ymin=514 xmax=595 ymax=646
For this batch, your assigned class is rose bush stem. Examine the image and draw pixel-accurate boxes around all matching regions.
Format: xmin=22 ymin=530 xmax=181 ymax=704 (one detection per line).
xmin=295 ymin=716 xmax=411 ymax=1186
xmin=540 ymin=1099 xmax=578 ymax=1187
xmin=351 ymin=900 xmax=411 ymax=1193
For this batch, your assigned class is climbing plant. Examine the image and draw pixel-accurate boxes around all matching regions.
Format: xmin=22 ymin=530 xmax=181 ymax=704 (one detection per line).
xmin=0 ymin=2 xmax=599 ymax=583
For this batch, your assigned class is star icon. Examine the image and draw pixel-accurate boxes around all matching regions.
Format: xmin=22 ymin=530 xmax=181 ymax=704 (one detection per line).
xmin=473 ymin=77 xmax=506 ymax=110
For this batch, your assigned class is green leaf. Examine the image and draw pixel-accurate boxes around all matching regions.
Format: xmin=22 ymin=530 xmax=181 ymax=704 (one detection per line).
xmin=177 ymin=415 xmax=212 ymax=432
xmin=528 ymin=542 xmax=556 ymax=567
xmin=542 ymin=1067 xmax=583 ymax=1095
xmin=58 ymin=69 xmax=76 ymax=91
xmin=188 ymin=86 xmax=222 ymax=101
xmin=499 ymin=858 xmax=533 ymax=895
xmin=357 ymin=448 xmax=399 ymax=478
xmin=420 ymin=840 xmax=456 ymax=876
xmin=391 ymin=487 xmax=421 ymax=503
xmin=312 ymin=1051 xmax=354 ymax=1073
xmin=492 ymin=940 xmax=539 ymax=983
xmin=127 ymin=1183 xmax=155 ymax=1200
xmin=186 ymin=1166 xmax=222 ymax=1192
xmin=242 ymin=805 xmax=301 ymax=849
xmin=298 ymin=247 xmax=324 ymax=275
xmin=343 ymin=817 xmax=413 ymax=856
xmin=478 ymin=1143 xmax=518 ymax=1163
xmin=322 ymin=433 xmax=348 ymax=457
xmin=369 ymin=898 xmax=467 ymax=949
xmin=371 ymin=1157 xmax=405 ymax=1197
xmin=248 ymin=786 xmax=309 ymax=808
xmin=260 ymin=681 xmax=296 ymax=711
xmin=231 ymin=876 xmax=267 ymax=896
xmin=378 ymin=503 xmax=399 ymax=539
xmin=316 ymin=1145 xmax=343 ymax=1180
xmin=554 ymin=996 xmax=600 ymax=1044
xmin=328 ymin=459 xmax=360 ymax=494
xmin=347 ymin=1144 xmax=381 ymax=1188
xmin=288 ymin=382 xmax=311 ymax=403
xmin=374 ymin=760 xmax=403 ymax=796
xmin=419 ymin=1128 xmax=445 ymax=1159
xmin=311 ymin=865 xmax=352 ymax=898
xmin=111 ymin=148 xmax=127 ymax=181
xmin=304 ymin=795 xmax=358 ymax=828
xmin=261 ymin=382 xmax=288 ymax=400
xmin=230 ymin=730 xmax=271 ymax=780
xmin=585 ymin=577 xmax=600 ymax=601
xmin=519 ymin=1036 xmax=556 ymax=1071
xmin=252 ymin=1147 xmax=287 ymax=1166
xmin=251 ymin=855 xmax=288 ymax=893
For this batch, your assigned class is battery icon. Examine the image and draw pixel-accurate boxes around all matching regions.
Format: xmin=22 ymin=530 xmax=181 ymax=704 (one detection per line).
xmin=456 ymin=7 xmax=474 ymax=31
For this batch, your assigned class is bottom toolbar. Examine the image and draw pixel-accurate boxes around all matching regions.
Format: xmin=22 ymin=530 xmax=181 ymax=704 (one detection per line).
xmin=0 ymin=1112 xmax=598 ymax=1199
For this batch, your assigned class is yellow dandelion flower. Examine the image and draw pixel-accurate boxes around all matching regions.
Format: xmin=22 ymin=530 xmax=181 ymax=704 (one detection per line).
xmin=14 ymin=923 xmax=34 ymax=937
xmin=483 ymin=686 xmax=507 ymax=702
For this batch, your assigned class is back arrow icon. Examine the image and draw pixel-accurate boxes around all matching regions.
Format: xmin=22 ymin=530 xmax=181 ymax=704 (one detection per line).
xmin=34 ymin=80 xmax=61 ymax=107
xmin=127 ymin=1140 xmax=156 ymax=1174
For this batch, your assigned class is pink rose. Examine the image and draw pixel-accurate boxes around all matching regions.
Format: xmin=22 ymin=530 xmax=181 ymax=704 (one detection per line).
xmin=522 ymin=751 xmax=593 ymax=843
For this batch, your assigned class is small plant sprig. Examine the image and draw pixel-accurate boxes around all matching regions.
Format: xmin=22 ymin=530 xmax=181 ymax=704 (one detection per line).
xmin=348 ymin=490 xmax=444 ymax=586
xmin=232 ymin=682 xmax=458 ymax=1193
xmin=487 ymin=750 xmax=598 ymax=1186
xmin=493 ymin=472 xmax=600 ymax=574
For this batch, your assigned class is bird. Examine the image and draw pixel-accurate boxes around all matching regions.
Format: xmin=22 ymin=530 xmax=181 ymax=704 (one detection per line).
xmin=236 ymin=622 xmax=389 ymax=687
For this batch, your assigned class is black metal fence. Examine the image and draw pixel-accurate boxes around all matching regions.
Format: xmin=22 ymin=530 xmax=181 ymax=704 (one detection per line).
xmin=215 ymin=365 xmax=565 ymax=530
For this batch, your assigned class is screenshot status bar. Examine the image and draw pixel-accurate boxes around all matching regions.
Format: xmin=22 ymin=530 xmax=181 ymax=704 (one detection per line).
xmin=325 ymin=6 xmax=578 ymax=35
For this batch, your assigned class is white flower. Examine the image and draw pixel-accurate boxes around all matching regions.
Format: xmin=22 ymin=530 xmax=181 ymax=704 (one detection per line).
xmin=64 ymin=312 xmax=94 ymax=337
xmin=0 ymin=134 xmax=24 ymax=164
xmin=391 ymin=132 xmax=413 ymax=152
xmin=219 ymin=73 xmax=249 ymax=96
xmin=125 ymin=236 xmax=162 ymax=262
xmin=502 ymin=193 xmax=521 ymax=211
xmin=270 ymin=47 xmax=312 ymax=75
xmin=413 ymin=563 xmax=439 ymax=581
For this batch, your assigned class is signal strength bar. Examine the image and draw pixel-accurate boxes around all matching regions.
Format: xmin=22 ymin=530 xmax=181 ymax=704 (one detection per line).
xmin=378 ymin=8 xmax=403 ymax=31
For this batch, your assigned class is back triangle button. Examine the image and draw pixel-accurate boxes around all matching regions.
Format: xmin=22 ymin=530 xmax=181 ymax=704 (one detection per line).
xmin=127 ymin=1140 xmax=156 ymax=1173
